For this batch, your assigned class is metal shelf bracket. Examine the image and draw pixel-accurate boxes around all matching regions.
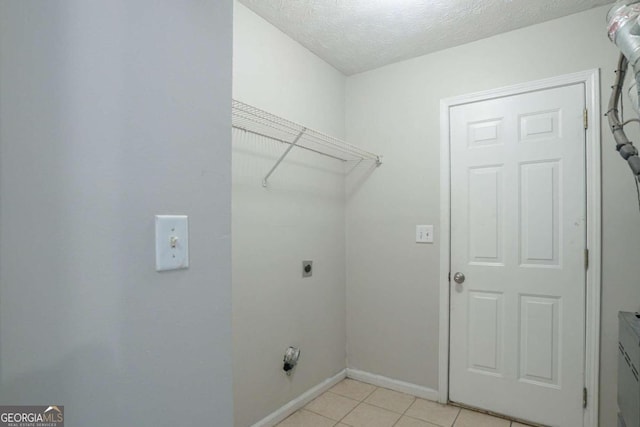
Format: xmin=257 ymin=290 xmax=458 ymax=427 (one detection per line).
xmin=262 ymin=128 xmax=306 ymax=187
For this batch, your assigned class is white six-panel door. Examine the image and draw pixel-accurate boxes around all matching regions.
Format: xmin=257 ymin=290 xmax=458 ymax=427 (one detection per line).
xmin=449 ymin=83 xmax=586 ymax=426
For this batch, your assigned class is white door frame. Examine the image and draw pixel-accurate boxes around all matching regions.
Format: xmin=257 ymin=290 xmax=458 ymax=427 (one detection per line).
xmin=438 ymin=69 xmax=601 ymax=427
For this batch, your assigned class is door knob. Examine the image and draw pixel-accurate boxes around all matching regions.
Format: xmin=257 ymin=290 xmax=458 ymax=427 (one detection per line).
xmin=453 ymin=272 xmax=465 ymax=284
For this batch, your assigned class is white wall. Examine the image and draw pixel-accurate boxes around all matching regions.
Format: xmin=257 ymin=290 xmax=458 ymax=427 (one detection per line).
xmin=0 ymin=1 xmax=234 ymax=426
xmin=233 ymin=3 xmax=345 ymax=138
xmin=345 ymin=5 xmax=640 ymax=426
xmin=232 ymin=3 xmax=347 ymax=426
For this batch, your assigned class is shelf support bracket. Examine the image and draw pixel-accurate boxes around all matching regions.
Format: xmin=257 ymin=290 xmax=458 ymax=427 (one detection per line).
xmin=262 ymin=128 xmax=306 ymax=187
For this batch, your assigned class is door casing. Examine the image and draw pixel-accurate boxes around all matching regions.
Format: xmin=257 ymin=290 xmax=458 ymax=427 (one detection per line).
xmin=438 ymin=69 xmax=601 ymax=427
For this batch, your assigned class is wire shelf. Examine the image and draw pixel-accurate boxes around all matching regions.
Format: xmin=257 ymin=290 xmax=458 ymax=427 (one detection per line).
xmin=232 ymin=99 xmax=382 ymax=186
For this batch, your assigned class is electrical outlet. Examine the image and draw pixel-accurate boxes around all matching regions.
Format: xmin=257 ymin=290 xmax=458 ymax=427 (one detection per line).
xmin=302 ymin=260 xmax=313 ymax=277
xmin=416 ymin=225 xmax=434 ymax=243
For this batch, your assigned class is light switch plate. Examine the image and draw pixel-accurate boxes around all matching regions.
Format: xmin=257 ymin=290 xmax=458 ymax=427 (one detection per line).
xmin=416 ymin=225 xmax=434 ymax=243
xmin=155 ymin=215 xmax=189 ymax=271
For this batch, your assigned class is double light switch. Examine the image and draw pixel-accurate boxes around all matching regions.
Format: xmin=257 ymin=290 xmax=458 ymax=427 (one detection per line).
xmin=416 ymin=225 xmax=434 ymax=243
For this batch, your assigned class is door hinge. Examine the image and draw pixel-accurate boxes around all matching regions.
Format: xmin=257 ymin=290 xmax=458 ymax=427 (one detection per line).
xmin=585 ymin=248 xmax=589 ymax=270
xmin=583 ymin=387 xmax=588 ymax=408
xmin=448 ymin=272 xmax=451 ymax=282
xmin=583 ymin=109 xmax=588 ymax=130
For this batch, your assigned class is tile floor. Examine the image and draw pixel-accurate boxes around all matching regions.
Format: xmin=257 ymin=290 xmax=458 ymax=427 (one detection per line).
xmin=277 ymin=379 xmax=534 ymax=427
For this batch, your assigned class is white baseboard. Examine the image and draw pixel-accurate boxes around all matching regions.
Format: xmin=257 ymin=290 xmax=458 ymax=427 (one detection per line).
xmin=250 ymin=368 xmax=439 ymax=427
xmin=346 ymin=368 xmax=440 ymax=402
xmin=250 ymin=369 xmax=347 ymax=427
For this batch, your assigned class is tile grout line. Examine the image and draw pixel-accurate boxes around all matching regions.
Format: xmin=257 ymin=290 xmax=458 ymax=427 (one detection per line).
xmin=296 ymin=379 xmax=520 ymax=427
xmin=333 ymin=382 xmax=380 ymax=426
xmin=390 ymin=392 xmax=417 ymax=427
xmin=296 ymin=380 xmax=514 ymax=427
xmin=301 ymin=379 xmax=379 ymax=426
xmin=303 ymin=390 xmax=361 ymax=421
xmin=451 ymin=407 xmax=462 ymax=427
xmin=361 ymin=388 xmax=416 ymax=424
xmin=298 ymin=407 xmax=345 ymax=425
xmin=333 ymin=382 xmax=450 ymax=427
xmin=401 ymin=397 xmax=455 ymax=427
xmin=356 ymin=384 xmax=421 ymax=427
xmin=291 ymin=379 xmax=530 ymax=427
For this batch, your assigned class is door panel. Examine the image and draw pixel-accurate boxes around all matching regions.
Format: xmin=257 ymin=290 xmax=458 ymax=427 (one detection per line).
xmin=449 ymin=84 xmax=586 ymax=427
xmin=520 ymin=161 xmax=560 ymax=266
xmin=468 ymin=166 xmax=503 ymax=264
xmin=468 ymin=291 xmax=504 ymax=375
xmin=519 ymin=295 xmax=560 ymax=386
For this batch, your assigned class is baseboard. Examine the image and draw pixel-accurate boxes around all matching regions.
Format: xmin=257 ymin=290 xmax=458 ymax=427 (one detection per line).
xmin=250 ymin=369 xmax=347 ymax=427
xmin=346 ymin=368 xmax=440 ymax=402
xmin=249 ymin=368 xmax=439 ymax=427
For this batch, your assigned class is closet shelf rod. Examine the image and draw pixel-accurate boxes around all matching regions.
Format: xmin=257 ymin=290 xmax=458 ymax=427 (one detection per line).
xmin=262 ymin=129 xmax=305 ymax=187
xmin=232 ymin=100 xmax=382 ymax=164
xmin=233 ymin=126 xmax=346 ymax=162
xmin=231 ymin=99 xmax=382 ymax=186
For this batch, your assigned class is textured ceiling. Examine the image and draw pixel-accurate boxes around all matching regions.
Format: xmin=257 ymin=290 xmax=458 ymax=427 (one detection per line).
xmin=238 ymin=0 xmax=612 ymax=75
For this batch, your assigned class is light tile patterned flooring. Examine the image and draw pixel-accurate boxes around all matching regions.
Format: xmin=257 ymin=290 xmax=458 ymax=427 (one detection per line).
xmin=277 ymin=379 xmax=534 ymax=427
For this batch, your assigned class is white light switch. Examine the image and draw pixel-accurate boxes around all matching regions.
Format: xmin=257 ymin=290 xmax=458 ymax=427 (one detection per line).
xmin=416 ymin=225 xmax=434 ymax=243
xmin=155 ymin=215 xmax=189 ymax=271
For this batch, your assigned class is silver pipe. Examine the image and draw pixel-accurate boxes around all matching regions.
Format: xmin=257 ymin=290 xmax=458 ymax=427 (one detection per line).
xmin=608 ymin=54 xmax=640 ymax=175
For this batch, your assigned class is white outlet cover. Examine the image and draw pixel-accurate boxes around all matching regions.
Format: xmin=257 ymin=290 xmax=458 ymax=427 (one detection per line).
xmin=416 ymin=225 xmax=434 ymax=243
xmin=155 ymin=215 xmax=189 ymax=271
